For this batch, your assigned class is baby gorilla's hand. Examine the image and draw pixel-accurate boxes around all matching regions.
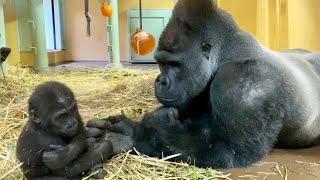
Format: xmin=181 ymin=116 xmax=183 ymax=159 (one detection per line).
xmin=42 ymin=145 xmax=69 ymax=170
xmin=86 ymin=115 xmax=134 ymax=155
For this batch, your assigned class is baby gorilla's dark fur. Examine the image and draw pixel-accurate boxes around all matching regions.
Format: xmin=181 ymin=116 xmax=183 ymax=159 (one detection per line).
xmin=16 ymin=82 xmax=113 ymax=180
xmin=0 ymin=47 xmax=11 ymax=63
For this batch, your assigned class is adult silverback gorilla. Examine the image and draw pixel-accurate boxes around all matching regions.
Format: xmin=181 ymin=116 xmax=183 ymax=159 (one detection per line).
xmin=88 ymin=0 xmax=320 ymax=169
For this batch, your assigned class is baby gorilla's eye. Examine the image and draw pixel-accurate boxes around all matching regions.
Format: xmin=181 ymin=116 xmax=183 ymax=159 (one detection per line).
xmin=71 ymin=106 xmax=77 ymax=112
xmin=57 ymin=113 xmax=68 ymax=121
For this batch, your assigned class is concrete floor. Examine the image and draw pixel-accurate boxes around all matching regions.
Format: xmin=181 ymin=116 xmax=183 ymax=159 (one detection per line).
xmin=50 ymin=61 xmax=158 ymax=71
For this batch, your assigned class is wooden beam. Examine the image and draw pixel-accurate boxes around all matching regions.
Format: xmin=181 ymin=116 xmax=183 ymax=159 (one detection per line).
xmin=0 ymin=0 xmax=8 ymax=75
xmin=29 ymin=0 xmax=49 ymax=72
xmin=215 ymin=0 xmax=221 ymax=7
xmin=109 ymin=0 xmax=122 ymax=67
xmin=278 ymin=0 xmax=288 ymax=50
xmin=256 ymin=0 xmax=270 ymax=46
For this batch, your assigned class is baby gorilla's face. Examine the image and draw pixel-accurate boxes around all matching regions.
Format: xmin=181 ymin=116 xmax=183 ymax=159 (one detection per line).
xmin=0 ymin=47 xmax=11 ymax=62
xmin=49 ymin=102 xmax=81 ymax=138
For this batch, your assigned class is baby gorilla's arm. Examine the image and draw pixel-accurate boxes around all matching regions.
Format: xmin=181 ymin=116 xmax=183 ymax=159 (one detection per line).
xmin=53 ymin=140 xmax=113 ymax=178
xmin=43 ymin=133 xmax=88 ymax=170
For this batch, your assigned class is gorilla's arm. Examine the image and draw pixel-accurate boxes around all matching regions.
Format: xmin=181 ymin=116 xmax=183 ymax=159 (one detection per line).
xmin=62 ymin=130 xmax=88 ymax=163
xmin=53 ymin=141 xmax=113 ymax=178
xmin=86 ymin=108 xmax=200 ymax=162
xmin=202 ymin=60 xmax=285 ymax=168
xmin=43 ymin=131 xmax=88 ymax=170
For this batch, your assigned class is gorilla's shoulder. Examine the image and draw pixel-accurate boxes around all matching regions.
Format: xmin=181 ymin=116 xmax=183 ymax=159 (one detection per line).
xmin=214 ymin=59 xmax=276 ymax=84
xmin=210 ymin=59 xmax=283 ymax=108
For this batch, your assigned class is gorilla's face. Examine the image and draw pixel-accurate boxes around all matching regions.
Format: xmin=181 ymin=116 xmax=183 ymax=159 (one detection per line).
xmin=154 ymin=17 xmax=215 ymax=107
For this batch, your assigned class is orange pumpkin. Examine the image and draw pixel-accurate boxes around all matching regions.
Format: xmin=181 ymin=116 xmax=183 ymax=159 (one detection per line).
xmin=130 ymin=29 xmax=156 ymax=56
xmin=101 ymin=3 xmax=112 ymax=17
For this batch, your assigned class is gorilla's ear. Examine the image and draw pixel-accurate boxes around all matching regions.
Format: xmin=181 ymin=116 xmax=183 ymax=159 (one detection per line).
xmin=30 ymin=109 xmax=41 ymax=124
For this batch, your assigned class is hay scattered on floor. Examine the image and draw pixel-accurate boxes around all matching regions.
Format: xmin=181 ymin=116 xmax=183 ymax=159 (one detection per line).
xmin=0 ymin=66 xmax=230 ymax=179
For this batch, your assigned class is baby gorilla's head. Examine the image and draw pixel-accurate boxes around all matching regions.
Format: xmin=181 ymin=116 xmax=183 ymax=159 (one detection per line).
xmin=0 ymin=47 xmax=11 ymax=62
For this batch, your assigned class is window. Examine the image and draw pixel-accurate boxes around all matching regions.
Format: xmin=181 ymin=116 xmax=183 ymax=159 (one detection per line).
xmin=44 ymin=0 xmax=65 ymax=50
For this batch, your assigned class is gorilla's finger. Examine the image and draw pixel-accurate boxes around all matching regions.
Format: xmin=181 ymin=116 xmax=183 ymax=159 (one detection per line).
xmin=87 ymin=137 xmax=97 ymax=147
xmin=168 ymin=110 xmax=176 ymax=123
xmin=49 ymin=145 xmax=64 ymax=151
xmin=104 ymin=122 xmax=126 ymax=134
xmin=43 ymin=151 xmax=58 ymax=160
xmin=86 ymin=127 xmax=105 ymax=137
xmin=87 ymin=120 xmax=109 ymax=128
xmin=103 ymin=115 xmax=122 ymax=124
xmin=172 ymin=108 xmax=179 ymax=120
xmin=168 ymin=108 xmax=179 ymax=124
xmin=88 ymin=164 xmax=108 ymax=179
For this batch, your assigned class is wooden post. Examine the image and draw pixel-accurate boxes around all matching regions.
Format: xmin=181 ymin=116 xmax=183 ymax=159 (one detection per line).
xmin=109 ymin=0 xmax=122 ymax=67
xmin=278 ymin=0 xmax=288 ymax=50
xmin=29 ymin=0 xmax=49 ymax=72
xmin=256 ymin=0 xmax=270 ymax=47
xmin=0 ymin=0 xmax=8 ymax=75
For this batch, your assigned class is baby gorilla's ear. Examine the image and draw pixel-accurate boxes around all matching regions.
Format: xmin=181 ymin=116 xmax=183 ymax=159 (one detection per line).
xmin=30 ymin=109 xmax=41 ymax=124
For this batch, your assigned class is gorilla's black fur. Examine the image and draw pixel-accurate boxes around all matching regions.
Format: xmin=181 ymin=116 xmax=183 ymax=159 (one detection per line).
xmin=88 ymin=0 xmax=320 ymax=169
xmin=17 ymin=82 xmax=113 ymax=179
xmin=0 ymin=47 xmax=11 ymax=63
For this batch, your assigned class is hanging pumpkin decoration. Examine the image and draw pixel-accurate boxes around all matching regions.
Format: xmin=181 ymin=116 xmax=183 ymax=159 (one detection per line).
xmin=131 ymin=29 xmax=156 ymax=56
xmin=130 ymin=0 xmax=156 ymax=56
xmin=101 ymin=3 xmax=112 ymax=17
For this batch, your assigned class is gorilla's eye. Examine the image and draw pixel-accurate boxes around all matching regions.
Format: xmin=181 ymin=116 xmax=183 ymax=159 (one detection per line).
xmin=201 ymin=43 xmax=212 ymax=52
xmin=57 ymin=113 xmax=68 ymax=121
xmin=201 ymin=42 xmax=212 ymax=60
xmin=184 ymin=21 xmax=193 ymax=31
xmin=163 ymin=43 xmax=178 ymax=53
xmin=71 ymin=105 xmax=77 ymax=112
xmin=167 ymin=61 xmax=180 ymax=67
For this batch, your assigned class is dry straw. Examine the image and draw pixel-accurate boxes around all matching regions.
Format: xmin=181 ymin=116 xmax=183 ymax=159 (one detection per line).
xmin=0 ymin=66 xmax=230 ymax=179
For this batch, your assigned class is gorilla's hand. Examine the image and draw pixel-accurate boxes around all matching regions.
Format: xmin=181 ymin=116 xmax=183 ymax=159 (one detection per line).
xmin=155 ymin=107 xmax=180 ymax=126
xmin=43 ymin=145 xmax=69 ymax=169
xmin=139 ymin=107 xmax=186 ymax=145
xmin=133 ymin=107 xmax=192 ymax=157
xmin=86 ymin=115 xmax=134 ymax=136
xmin=143 ymin=107 xmax=183 ymax=133
xmin=86 ymin=115 xmax=134 ymax=155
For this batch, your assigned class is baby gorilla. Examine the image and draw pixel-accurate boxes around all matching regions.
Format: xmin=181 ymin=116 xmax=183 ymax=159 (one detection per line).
xmin=16 ymin=81 xmax=113 ymax=180
xmin=0 ymin=47 xmax=11 ymax=63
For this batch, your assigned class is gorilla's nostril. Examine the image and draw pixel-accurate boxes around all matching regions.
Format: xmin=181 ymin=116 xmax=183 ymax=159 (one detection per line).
xmin=156 ymin=76 xmax=170 ymax=89
xmin=162 ymin=77 xmax=170 ymax=88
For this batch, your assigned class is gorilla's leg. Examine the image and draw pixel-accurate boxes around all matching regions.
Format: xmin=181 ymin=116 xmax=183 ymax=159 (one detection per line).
xmin=207 ymin=61 xmax=284 ymax=168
